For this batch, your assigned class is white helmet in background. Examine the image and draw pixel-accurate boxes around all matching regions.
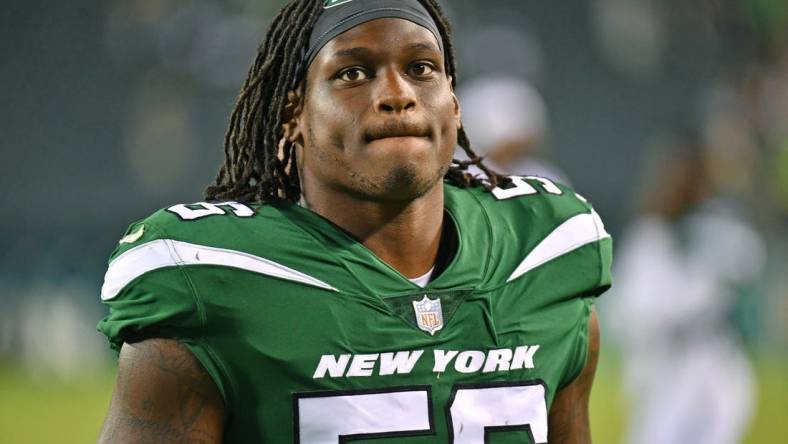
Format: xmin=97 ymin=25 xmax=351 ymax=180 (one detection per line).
xmin=458 ymin=74 xmax=548 ymax=156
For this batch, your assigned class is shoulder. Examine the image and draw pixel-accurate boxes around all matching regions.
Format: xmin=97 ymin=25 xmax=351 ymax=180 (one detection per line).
xmin=448 ymin=177 xmax=612 ymax=292
xmin=449 ymin=176 xmax=607 ymax=241
xmin=478 ymin=175 xmax=597 ymax=222
xmin=98 ymin=200 xmax=311 ymax=350
xmin=101 ymin=200 xmax=312 ymax=300
xmin=113 ymin=201 xmax=263 ymax=247
xmin=107 ymin=200 xmax=297 ymax=261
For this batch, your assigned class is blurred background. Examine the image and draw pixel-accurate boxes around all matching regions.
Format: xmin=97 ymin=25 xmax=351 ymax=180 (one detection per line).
xmin=1 ymin=0 xmax=786 ymax=442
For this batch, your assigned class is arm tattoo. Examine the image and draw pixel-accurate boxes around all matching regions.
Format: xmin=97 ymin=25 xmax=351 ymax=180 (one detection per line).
xmin=98 ymin=339 xmax=225 ymax=444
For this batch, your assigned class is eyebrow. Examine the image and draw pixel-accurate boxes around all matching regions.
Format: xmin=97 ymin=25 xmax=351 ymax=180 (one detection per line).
xmin=331 ymin=41 xmax=441 ymax=59
xmin=332 ymin=47 xmax=373 ymax=59
xmin=406 ymin=42 xmax=441 ymax=53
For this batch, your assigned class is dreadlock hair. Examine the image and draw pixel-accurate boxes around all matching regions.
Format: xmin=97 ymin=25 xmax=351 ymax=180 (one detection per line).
xmin=205 ymin=0 xmax=507 ymax=204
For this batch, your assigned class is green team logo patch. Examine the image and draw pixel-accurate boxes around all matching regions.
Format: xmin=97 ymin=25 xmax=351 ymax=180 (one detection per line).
xmin=119 ymin=224 xmax=145 ymax=244
xmin=324 ymin=0 xmax=354 ymax=8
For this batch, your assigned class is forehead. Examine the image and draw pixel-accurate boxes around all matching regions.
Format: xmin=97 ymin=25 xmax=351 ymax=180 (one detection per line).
xmin=312 ymin=18 xmax=442 ymax=65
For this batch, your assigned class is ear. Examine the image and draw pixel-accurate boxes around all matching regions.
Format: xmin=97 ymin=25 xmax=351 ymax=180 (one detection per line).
xmin=449 ymin=76 xmax=461 ymax=129
xmin=282 ymin=84 xmax=305 ymax=145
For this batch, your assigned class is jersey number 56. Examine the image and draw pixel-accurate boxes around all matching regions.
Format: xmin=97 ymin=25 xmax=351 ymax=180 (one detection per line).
xmin=295 ymin=381 xmax=548 ymax=443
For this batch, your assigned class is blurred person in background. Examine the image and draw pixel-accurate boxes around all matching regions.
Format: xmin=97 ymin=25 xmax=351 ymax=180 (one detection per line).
xmin=457 ymin=74 xmax=571 ymax=184
xmin=609 ymin=135 xmax=766 ymax=444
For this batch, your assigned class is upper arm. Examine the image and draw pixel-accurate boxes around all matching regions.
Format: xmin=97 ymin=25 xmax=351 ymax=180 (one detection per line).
xmin=98 ymin=338 xmax=226 ymax=444
xmin=547 ymin=308 xmax=600 ymax=444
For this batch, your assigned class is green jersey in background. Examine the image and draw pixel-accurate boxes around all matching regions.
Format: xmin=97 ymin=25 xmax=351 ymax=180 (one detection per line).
xmin=98 ymin=177 xmax=612 ymax=443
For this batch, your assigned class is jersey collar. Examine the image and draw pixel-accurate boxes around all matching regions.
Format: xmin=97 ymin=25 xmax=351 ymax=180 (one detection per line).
xmin=279 ymin=184 xmax=493 ymax=296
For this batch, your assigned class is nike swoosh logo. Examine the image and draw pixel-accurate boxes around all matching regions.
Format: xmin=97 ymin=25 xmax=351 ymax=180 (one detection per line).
xmin=119 ymin=225 xmax=145 ymax=244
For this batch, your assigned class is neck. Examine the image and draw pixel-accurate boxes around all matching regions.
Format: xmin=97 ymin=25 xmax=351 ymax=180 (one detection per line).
xmin=303 ymin=184 xmax=445 ymax=279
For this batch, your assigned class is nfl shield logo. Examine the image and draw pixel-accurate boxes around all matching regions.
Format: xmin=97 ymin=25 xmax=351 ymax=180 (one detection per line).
xmin=412 ymin=295 xmax=444 ymax=336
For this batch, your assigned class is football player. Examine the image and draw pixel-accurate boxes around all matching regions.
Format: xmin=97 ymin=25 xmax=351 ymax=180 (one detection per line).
xmin=97 ymin=1 xmax=612 ymax=443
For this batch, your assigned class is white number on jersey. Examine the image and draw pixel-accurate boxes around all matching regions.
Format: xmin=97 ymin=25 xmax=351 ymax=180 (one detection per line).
xmin=296 ymin=389 xmax=432 ymax=443
xmin=295 ymin=382 xmax=548 ymax=443
xmin=166 ymin=201 xmax=254 ymax=220
xmin=492 ymin=176 xmax=563 ymax=200
xmin=448 ymin=383 xmax=548 ymax=443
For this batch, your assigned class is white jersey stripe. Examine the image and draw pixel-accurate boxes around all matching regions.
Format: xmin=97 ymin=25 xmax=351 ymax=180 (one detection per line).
xmin=507 ymin=210 xmax=610 ymax=282
xmin=101 ymin=239 xmax=339 ymax=300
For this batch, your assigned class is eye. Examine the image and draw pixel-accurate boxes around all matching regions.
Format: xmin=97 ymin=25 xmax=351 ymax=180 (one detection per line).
xmin=410 ymin=62 xmax=436 ymax=77
xmin=338 ymin=67 xmax=369 ymax=82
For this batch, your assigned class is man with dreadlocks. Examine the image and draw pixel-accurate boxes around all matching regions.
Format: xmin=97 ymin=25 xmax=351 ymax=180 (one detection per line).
xmin=97 ymin=0 xmax=612 ymax=443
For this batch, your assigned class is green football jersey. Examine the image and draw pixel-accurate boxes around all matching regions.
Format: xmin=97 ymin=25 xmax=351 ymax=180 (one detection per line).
xmin=98 ymin=177 xmax=612 ymax=444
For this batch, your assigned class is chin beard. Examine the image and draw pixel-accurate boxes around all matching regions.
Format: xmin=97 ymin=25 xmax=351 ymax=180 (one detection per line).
xmin=350 ymin=162 xmax=449 ymax=202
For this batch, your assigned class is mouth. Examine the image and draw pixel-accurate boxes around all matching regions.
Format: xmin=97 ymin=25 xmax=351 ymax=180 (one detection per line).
xmin=364 ymin=121 xmax=432 ymax=143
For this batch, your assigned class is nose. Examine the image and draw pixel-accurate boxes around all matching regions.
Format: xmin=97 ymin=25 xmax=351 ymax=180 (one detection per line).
xmin=374 ymin=69 xmax=417 ymax=114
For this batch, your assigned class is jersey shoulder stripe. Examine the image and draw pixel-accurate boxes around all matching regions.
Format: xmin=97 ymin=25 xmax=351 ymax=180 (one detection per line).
xmin=101 ymin=238 xmax=339 ymax=300
xmin=455 ymin=178 xmax=613 ymax=294
xmin=507 ymin=209 xmax=610 ymax=282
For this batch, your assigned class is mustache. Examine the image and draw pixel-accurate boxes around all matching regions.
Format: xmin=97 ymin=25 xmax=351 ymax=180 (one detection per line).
xmin=364 ymin=120 xmax=432 ymax=142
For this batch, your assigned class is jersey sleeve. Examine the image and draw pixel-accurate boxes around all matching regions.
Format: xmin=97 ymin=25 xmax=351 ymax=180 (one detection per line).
xmin=97 ymin=217 xmax=204 ymax=353
xmin=485 ymin=177 xmax=613 ymax=299
xmin=478 ymin=178 xmax=613 ymax=390
xmin=544 ymin=187 xmax=610 ymax=388
xmin=577 ymin=193 xmax=613 ymax=298
xmin=542 ymin=184 xmax=612 ymax=299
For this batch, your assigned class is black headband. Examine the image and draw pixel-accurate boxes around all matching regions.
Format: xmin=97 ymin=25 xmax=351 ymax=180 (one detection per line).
xmin=299 ymin=0 xmax=444 ymax=81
